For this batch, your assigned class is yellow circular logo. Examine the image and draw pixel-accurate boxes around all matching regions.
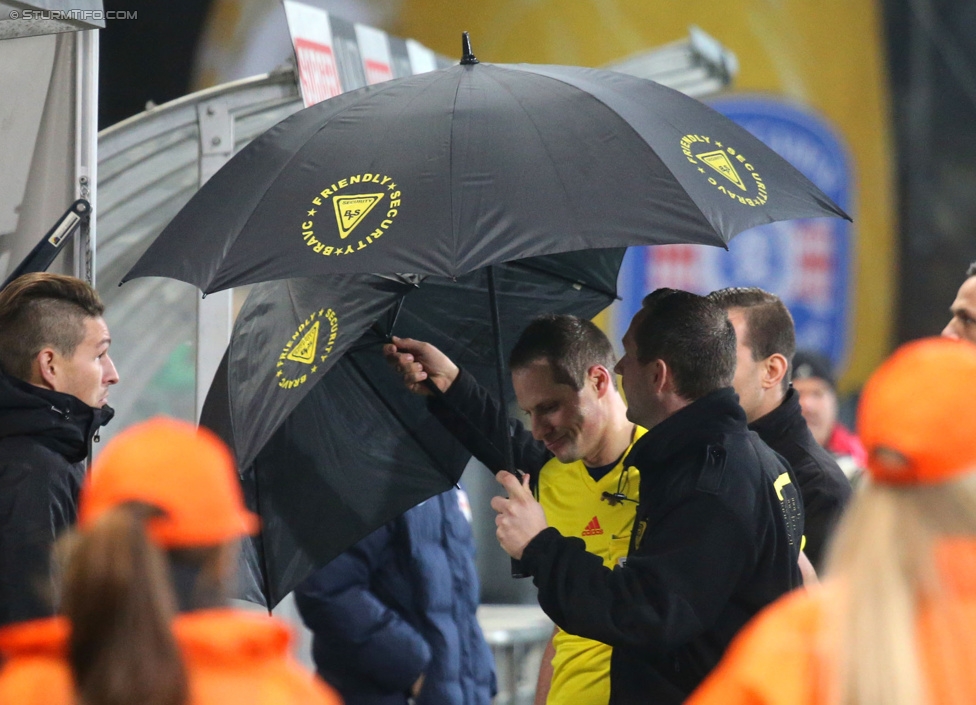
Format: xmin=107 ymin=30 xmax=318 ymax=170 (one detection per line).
xmin=276 ymin=308 xmax=339 ymax=390
xmin=680 ymin=134 xmax=768 ymax=207
xmin=299 ymin=173 xmax=402 ymax=257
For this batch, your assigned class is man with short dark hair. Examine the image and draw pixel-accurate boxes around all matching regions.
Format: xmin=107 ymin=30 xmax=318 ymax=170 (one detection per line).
xmin=942 ymin=260 xmax=976 ymax=344
xmin=707 ymin=287 xmax=851 ymax=570
xmin=0 ymin=273 xmax=118 ymax=626
xmin=492 ymin=290 xmax=802 ymax=704
xmin=386 ymin=314 xmax=642 ymax=705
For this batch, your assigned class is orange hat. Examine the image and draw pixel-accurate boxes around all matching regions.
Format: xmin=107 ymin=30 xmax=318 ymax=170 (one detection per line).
xmin=858 ymin=337 xmax=976 ymax=485
xmin=79 ymin=417 xmax=259 ymax=547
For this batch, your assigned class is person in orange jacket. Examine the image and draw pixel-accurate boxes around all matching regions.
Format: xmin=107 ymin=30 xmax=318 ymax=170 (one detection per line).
xmin=687 ymin=337 xmax=976 ymax=705
xmin=0 ymin=417 xmax=342 ymax=705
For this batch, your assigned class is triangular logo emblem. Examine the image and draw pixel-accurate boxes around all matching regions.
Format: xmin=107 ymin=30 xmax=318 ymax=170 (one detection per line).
xmin=582 ymin=516 xmax=604 ymax=536
xmin=286 ymin=321 xmax=319 ymax=364
xmin=696 ymin=149 xmax=747 ymax=191
xmin=333 ymin=193 xmax=384 ymax=239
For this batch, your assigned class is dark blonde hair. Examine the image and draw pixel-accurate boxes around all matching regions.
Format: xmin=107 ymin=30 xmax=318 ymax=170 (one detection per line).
xmin=0 ymin=273 xmax=104 ymax=381
xmin=61 ymin=503 xmax=187 ymax=705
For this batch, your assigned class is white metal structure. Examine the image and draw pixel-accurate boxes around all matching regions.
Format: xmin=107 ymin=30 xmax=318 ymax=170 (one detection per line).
xmin=0 ymin=1 xmax=101 ymax=284
xmin=97 ymin=68 xmax=303 ymax=437
xmin=606 ymin=26 xmax=739 ymax=98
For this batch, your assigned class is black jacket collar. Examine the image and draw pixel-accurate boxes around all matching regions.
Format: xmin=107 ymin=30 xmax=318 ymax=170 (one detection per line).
xmin=748 ymin=387 xmax=804 ymax=442
xmin=626 ymin=387 xmax=745 ymax=467
xmin=0 ymin=369 xmax=114 ymax=464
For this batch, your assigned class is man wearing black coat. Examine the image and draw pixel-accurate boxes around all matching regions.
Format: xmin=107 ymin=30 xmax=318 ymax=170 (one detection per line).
xmin=0 ymin=273 xmax=117 ymax=626
xmin=492 ymin=289 xmax=802 ymax=705
xmin=707 ymin=287 xmax=852 ymax=571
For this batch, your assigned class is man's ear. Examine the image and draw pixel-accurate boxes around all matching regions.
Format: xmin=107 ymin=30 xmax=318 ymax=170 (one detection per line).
xmin=762 ymin=353 xmax=789 ymax=390
xmin=33 ymin=348 xmax=59 ymax=390
xmin=652 ymin=359 xmax=670 ymax=395
xmin=589 ymin=365 xmax=613 ymax=397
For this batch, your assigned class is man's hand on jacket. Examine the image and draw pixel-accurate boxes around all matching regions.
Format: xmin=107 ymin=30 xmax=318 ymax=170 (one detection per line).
xmin=383 ymin=336 xmax=460 ymax=395
xmin=491 ymin=471 xmax=548 ymax=559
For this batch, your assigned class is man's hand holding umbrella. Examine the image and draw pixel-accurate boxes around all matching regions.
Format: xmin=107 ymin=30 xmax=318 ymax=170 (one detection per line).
xmin=492 ymin=472 xmax=548 ymax=560
xmin=383 ymin=336 xmax=459 ymax=395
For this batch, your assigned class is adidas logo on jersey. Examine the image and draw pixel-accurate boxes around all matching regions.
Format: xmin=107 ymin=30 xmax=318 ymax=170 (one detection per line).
xmin=582 ymin=516 xmax=604 ymax=536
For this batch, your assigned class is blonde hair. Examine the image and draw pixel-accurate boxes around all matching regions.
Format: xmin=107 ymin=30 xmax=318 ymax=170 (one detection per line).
xmin=59 ymin=504 xmax=236 ymax=705
xmin=822 ymin=470 xmax=976 ymax=705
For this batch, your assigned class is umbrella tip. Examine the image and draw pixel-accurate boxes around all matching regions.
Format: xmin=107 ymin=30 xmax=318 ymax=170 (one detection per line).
xmin=461 ymin=31 xmax=478 ymax=65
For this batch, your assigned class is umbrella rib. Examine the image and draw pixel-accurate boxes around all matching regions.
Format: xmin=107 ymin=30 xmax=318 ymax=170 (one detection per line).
xmin=506 ymin=260 xmax=620 ymax=300
xmin=346 ymin=354 xmax=462 ymax=485
xmin=448 ymin=69 xmax=464 ymax=273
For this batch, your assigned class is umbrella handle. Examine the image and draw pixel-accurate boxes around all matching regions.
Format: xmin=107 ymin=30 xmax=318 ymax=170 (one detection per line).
xmin=507 ymin=467 xmax=529 ymax=579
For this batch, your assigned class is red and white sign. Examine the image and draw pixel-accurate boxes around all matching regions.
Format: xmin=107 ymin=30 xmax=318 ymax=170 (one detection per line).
xmin=283 ymin=1 xmax=343 ymax=107
xmin=354 ymin=23 xmax=394 ymax=85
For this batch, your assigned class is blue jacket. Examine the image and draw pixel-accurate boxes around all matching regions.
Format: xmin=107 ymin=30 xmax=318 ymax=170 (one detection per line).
xmin=295 ymin=488 xmax=496 ymax=705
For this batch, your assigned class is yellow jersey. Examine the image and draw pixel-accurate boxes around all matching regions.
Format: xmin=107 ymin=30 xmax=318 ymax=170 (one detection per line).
xmin=538 ymin=426 xmax=646 ymax=705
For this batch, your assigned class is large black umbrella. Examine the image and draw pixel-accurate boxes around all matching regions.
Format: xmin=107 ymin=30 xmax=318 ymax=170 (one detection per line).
xmin=125 ymin=36 xmax=849 ymax=606
xmin=122 ymin=36 xmax=847 ymax=293
xmin=202 ymin=248 xmax=624 ymax=607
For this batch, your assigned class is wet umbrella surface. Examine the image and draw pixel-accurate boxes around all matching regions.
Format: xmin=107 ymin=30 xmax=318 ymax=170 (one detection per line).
xmin=123 ymin=36 xmax=847 ymax=292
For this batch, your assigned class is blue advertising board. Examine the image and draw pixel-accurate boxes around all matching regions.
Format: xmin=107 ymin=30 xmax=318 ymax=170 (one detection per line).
xmin=614 ymin=97 xmax=853 ymax=366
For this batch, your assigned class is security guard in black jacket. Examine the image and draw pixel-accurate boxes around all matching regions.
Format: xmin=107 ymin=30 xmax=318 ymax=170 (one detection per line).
xmin=707 ymin=286 xmax=851 ymax=572
xmin=492 ymin=290 xmax=802 ymax=705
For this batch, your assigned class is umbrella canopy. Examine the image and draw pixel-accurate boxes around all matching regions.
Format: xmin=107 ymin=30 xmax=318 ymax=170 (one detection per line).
xmin=201 ymin=248 xmax=625 ymax=607
xmin=122 ymin=45 xmax=848 ymax=293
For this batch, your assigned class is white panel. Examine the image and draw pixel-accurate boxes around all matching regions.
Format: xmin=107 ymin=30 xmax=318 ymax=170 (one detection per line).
xmin=10 ymin=30 xmax=75 ymax=276
xmin=354 ymin=22 xmax=392 ymax=85
xmin=0 ymin=33 xmax=55 ymax=235
xmin=283 ymin=0 xmax=340 ymax=106
xmin=405 ymin=37 xmax=437 ymax=75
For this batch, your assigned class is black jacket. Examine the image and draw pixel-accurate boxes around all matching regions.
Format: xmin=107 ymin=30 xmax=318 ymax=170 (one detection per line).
xmin=427 ymin=369 xmax=551 ymax=482
xmin=749 ymin=388 xmax=852 ymax=570
xmin=0 ymin=370 xmax=113 ymax=626
xmin=520 ymin=389 xmax=802 ymax=705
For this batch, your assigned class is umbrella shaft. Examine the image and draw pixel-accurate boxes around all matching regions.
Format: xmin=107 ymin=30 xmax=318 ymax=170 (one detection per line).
xmin=486 ymin=266 xmax=516 ymax=475
xmin=486 ymin=266 xmax=529 ymax=580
